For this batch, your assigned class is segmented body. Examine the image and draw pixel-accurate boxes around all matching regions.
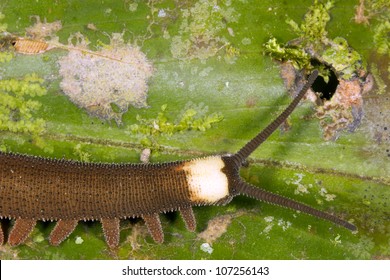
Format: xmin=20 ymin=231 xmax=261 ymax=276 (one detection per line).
xmin=0 ymin=153 xmax=229 ymax=220
xmin=0 ymin=71 xmax=356 ymax=248
xmin=0 ymin=152 xmax=233 ymax=247
xmin=12 ymin=38 xmax=49 ymax=54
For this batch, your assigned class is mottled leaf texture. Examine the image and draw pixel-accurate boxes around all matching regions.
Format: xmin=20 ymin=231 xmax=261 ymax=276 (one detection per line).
xmin=180 ymin=206 xmax=196 ymax=231
xmin=49 ymin=219 xmax=78 ymax=246
xmin=143 ymin=213 xmax=164 ymax=243
xmin=8 ymin=219 xmax=36 ymax=246
xmin=101 ymin=218 xmax=120 ymax=248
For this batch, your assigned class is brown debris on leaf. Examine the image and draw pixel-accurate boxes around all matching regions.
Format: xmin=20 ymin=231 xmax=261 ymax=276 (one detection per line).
xmin=197 ymin=210 xmax=246 ymax=244
xmin=354 ymin=0 xmax=370 ymax=25
xmin=280 ymin=62 xmax=373 ymax=140
xmin=316 ymin=78 xmax=366 ymax=140
xmin=25 ymin=16 xmax=62 ymax=40
xmin=1 ymin=16 xmax=61 ymax=54
xmin=197 ymin=214 xmax=232 ymax=244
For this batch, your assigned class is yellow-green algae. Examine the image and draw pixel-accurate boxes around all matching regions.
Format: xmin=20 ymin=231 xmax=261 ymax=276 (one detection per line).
xmin=128 ymin=103 xmax=223 ymax=150
xmin=0 ymin=13 xmax=13 ymax=63
xmin=0 ymin=13 xmax=48 ymax=147
xmin=264 ymin=0 xmax=364 ymax=80
xmin=73 ymin=143 xmax=92 ymax=162
xmin=373 ymin=20 xmax=390 ymax=56
xmin=0 ymin=73 xmax=47 ymax=141
xmin=170 ymin=0 xmax=239 ymax=61
xmin=321 ymin=37 xmax=364 ymax=80
xmin=0 ymin=51 xmax=13 ymax=63
xmin=264 ymin=38 xmax=311 ymax=70
xmin=286 ymin=0 xmax=334 ymax=42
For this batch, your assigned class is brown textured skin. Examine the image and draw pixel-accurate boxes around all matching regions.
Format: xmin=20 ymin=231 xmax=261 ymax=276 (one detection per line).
xmin=143 ymin=213 xmax=164 ymax=243
xmin=0 ymin=152 xmax=193 ymax=221
xmin=179 ymin=206 xmax=196 ymax=231
xmin=101 ymin=218 xmax=120 ymax=248
xmin=8 ymin=219 xmax=36 ymax=246
xmin=49 ymin=219 xmax=78 ymax=246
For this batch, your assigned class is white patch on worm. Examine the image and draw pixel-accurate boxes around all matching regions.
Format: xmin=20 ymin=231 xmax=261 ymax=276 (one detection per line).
xmin=182 ymin=156 xmax=229 ymax=204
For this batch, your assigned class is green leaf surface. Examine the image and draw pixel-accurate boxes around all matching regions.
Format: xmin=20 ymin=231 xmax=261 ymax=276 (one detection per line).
xmin=0 ymin=0 xmax=389 ymax=260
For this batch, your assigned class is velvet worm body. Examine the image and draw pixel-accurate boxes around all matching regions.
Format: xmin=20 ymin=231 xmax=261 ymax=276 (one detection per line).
xmin=0 ymin=70 xmax=356 ymax=248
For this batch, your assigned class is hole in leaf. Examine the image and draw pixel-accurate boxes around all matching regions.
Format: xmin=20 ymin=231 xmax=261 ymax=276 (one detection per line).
xmin=311 ymin=67 xmax=339 ymax=100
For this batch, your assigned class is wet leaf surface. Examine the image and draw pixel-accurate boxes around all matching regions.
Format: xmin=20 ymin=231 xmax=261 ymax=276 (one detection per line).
xmin=0 ymin=0 xmax=388 ymax=259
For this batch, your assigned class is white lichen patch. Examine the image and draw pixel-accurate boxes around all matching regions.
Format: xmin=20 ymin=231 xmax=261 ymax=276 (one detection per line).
xmin=261 ymin=216 xmax=275 ymax=238
xmin=104 ymin=8 xmax=112 ymax=16
xmin=286 ymin=173 xmax=313 ymax=195
xmin=199 ymin=66 xmax=214 ymax=77
xmin=319 ymin=187 xmax=336 ymax=202
xmin=158 ymin=9 xmax=167 ymax=18
xmin=170 ymin=0 xmax=239 ymax=61
xmin=277 ymin=219 xmax=292 ymax=231
xmin=58 ymin=33 xmax=153 ymax=123
xmin=127 ymin=2 xmax=138 ymax=12
xmin=264 ymin=216 xmax=274 ymax=223
xmin=75 ymin=236 xmax=84 ymax=245
xmin=140 ymin=148 xmax=151 ymax=163
xmin=200 ymin=243 xmax=214 ymax=254
xmin=261 ymin=216 xmax=292 ymax=237
xmin=241 ymin=38 xmax=252 ymax=45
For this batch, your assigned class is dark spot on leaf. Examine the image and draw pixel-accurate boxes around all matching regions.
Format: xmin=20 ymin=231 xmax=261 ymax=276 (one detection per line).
xmin=311 ymin=67 xmax=339 ymax=100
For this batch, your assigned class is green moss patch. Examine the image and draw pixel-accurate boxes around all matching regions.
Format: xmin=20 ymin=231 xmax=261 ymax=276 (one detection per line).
xmin=0 ymin=73 xmax=47 ymax=144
